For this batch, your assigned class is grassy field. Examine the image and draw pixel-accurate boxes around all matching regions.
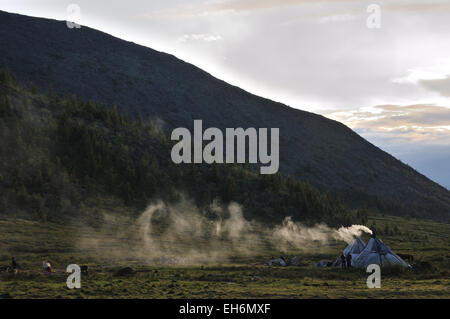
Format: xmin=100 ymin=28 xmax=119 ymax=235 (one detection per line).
xmin=0 ymin=216 xmax=449 ymax=299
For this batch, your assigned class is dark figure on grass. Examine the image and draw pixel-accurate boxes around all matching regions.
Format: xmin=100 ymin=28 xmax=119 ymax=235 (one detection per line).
xmin=340 ymin=253 xmax=346 ymax=268
xmin=346 ymin=253 xmax=352 ymax=268
xmin=11 ymin=257 xmax=18 ymax=275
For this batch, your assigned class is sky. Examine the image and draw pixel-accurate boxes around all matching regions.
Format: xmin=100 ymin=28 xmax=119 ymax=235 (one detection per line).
xmin=1 ymin=0 xmax=449 ymax=188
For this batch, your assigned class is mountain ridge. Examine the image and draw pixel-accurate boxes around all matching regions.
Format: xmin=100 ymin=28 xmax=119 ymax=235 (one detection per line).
xmin=1 ymin=10 xmax=449 ymax=220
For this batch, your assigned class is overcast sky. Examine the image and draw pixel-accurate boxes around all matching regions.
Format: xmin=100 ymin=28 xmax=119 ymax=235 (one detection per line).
xmin=1 ymin=0 xmax=449 ymax=188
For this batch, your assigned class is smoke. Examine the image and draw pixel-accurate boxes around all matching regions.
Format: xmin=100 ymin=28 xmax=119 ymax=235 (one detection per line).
xmin=134 ymin=200 xmax=260 ymax=264
xmin=273 ymin=218 xmax=373 ymax=252
xmin=77 ymin=198 xmax=261 ymax=264
xmin=78 ymin=199 xmax=372 ymax=265
xmin=273 ymin=217 xmax=330 ymax=245
xmin=333 ymin=225 xmax=372 ymax=243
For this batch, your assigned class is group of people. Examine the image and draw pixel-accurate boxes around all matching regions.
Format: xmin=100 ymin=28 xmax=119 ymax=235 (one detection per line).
xmin=1 ymin=257 xmax=54 ymax=275
xmin=340 ymin=253 xmax=352 ymax=268
xmin=0 ymin=257 xmax=19 ymax=274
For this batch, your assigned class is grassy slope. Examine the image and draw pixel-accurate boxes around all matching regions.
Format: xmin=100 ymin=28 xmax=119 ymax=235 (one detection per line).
xmin=0 ymin=216 xmax=448 ymax=299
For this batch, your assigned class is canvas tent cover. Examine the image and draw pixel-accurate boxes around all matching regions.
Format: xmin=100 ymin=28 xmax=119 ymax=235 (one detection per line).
xmin=352 ymin=237 xmax=410 ymax=268
xmin=332 ymin=237 xmax=366 ymax=267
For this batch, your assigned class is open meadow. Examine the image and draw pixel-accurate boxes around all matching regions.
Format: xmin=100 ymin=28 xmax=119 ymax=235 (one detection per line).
xmin=1 ymin=216 xmax=449 ymax=299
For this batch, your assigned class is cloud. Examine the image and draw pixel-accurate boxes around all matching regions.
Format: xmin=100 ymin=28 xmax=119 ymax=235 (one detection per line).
xmin=392 ymin=59 xmax=450 ymax=85
xmin=145 ymin=0 xmax=356 ymax=19
xmin=202 ymin=0 xmax=450 ymax=15
xmin=326 ymin=103 xmax=450 ymax=187
xmin=419 ymin=76 xmax=450 ymax=97
xmin=177 ymin=33 xmax=223 ymax=43
xmin=386 ymin=0 xmax=450 ymax=13
xmin=318 ymin=13 xmax=356 ymax=24
xmin=210 ymin=0 xmax=346 ymax=13
xmin=145 ymin=0 xmax=450 ymax=19
xmin=326 ymin=104 xmax=450 ymax=144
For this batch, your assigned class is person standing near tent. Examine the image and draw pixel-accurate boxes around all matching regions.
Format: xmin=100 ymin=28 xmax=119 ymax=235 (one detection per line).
xmin=346 ymin=253 xmax=352 ymax=268
xmin=340 ymin=253 xmax=346 ymax=268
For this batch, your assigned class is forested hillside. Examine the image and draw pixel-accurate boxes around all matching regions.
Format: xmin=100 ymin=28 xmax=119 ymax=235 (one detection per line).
xmin=0 ymin=70 xmax=356 ymax=226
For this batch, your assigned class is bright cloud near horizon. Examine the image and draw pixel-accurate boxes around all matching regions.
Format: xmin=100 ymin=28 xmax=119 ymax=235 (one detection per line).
xmin=1 ymin=0 xmax=449 ymax=188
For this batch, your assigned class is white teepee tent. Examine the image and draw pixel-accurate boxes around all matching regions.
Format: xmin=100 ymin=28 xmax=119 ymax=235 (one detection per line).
xmin=332 ymin=237 xmax=366 ymax=267
xmin=352 ymin=236 xmax=410 ymax=268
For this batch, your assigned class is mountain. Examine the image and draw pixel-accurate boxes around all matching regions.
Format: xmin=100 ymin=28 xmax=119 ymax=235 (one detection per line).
xmin=0 ymin=74 xmax=352 ymax=225
xmin=0 ymin=10 xmax=449 ymax=220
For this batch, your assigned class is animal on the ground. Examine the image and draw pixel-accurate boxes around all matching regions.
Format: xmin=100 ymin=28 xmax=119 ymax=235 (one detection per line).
xmin=0 ymin=266 xmax=10 ymax=272
xmin=80 ymin=265 xmax=89 ymax=275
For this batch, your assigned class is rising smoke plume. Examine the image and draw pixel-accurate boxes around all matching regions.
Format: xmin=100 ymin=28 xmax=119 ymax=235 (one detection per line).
xmin=273 ymin=217 xmax=372 ymax=252
xmin=79 ymin=198 xmax=372 ymax=265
